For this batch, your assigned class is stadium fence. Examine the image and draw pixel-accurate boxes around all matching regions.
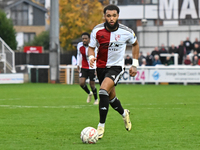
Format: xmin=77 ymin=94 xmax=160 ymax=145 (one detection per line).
xmin=15 ymin=65 xmax=200 ymax=85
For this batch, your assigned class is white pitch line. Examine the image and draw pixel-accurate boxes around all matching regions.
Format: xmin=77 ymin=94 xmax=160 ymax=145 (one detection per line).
xmin=0 ymin=105 xmax=181 ymax=110
xmin=0 ymin=98 xmax=21 ymax=101
xmin=0 ymin=105 xmax=95 ymax=109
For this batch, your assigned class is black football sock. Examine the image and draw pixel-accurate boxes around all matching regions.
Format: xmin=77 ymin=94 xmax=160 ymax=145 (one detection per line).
xmin=110 ymin=97 xmax=124 ymax=115
xmin=80 ymin=84 xmax=90 ymax=94
xmin=92 ymin=87 xmax=98 ymax=100
xmin=99 ymin=89 xmax=109 ymax=123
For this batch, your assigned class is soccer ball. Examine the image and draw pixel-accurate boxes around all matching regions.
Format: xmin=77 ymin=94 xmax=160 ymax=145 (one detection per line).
xmin=80 ymin=127 xmax=98 ymax=144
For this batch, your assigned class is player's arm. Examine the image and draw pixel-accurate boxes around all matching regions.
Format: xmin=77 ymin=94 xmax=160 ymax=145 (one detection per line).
xmin=77 ymin=44 xmax=81 ymax=72
xmin=88 ymin=46 xmax=97 ymax=68
xmin=129 ymin=40 xmax=139 ymax=77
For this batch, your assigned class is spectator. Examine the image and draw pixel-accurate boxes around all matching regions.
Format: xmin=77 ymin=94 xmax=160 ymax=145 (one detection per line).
xmin=151 ymin=47 xmax=160 ymax=57
xmin=192 ymin=55 xmax=199 ymax=66
xmin=192 ymin=51 xmax=198 ymax=61
xmin=193 ymin=38 xmax=200 ymax=48
xmin=138 ymin=52 xmax=146 ymax=66
xmin=184 ymin=55 xmax=191 ymax=65
xmin=168 ymin=44 xmax=177 ymax=64
xmin=124 ymin=55 xmax=132 ymax=65
xmin=193 ymin=43 xmax=200 ymax=56
xmin=153 ymin=55 xmax=162 ymax=66
xmin=168 ymin=44 xmax=177 ymax=54
xmin=159 ymin=44 xmax=168 ymax=64
xmin=164 ymin=56 xmax=173 ymax=66
xmin=146 ymin=52 xmax=153 ymax=66
xmin=177 ymin=41 xmax=185 ymax=64
xmin=141 ymin=58 xmax=146 ymax=66
xmin=184 ymin=37 xmax=193 ymax=54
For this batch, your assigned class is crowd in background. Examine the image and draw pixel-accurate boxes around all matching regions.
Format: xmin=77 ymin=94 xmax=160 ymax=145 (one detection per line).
xmin=125 ymin=37 xmax=200 ymax=66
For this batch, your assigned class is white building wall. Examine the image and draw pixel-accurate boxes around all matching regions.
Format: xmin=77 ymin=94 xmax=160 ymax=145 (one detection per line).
xmin=16 ymin=32 xmax=24 ymax=48
xmin=29 ymin=5 xmax=33 ymax=25
xmin=137 ymin=26 xmax=200 ymax=54
xmin=5 ymin=9 xmax=10 ymax=18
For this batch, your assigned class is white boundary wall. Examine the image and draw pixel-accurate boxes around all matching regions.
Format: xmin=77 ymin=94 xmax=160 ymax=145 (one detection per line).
xmin=18 ymin=65 xmax=200 ymax=85
xmin=0 ymin=73 xmax=24 ymax=84
xmin=121 ymin=65 xmax=200 ymax=85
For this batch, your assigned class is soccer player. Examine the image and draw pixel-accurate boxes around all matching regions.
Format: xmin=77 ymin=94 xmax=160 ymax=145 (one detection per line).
xmin=88 ymin=4 xmax=139 ymax=139
xmin=77 ymin=32 xmax=99 ymax=105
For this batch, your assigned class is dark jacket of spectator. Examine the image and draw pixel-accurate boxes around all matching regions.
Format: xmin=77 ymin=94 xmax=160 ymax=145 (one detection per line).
xmin=192 ymin=55 xmax=199 ymax=65
xmin=159 ymin=44 xmax=168 ymax=64
xmin=146 ymin=52 xmax=153 ymax=66
xmin=138 ymin=52 xmax=146 ymax=66
xmin=151 ymin=47 xmax=160 ymax=57
xmin=124 ymin=55 xmax=132 ymax=65
xmin=193 ymin=38 xmax=200 ymax=48
xmin=184 ymin=37 xmax=193 ymax=54
xmin=177 ymin=41 xmax=185 ymax=64
xmin=193 ymin=43 xmax=200 ymax=56
xmin=168 ymin=45 xmax=177 ymax=54
xmin=164 ymin=56 xmax=173 ymax=66
xmin=168 ymin=44 xmax=177 ymax=64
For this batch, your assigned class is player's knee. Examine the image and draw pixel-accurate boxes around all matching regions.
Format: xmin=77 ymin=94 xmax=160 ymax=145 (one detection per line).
xmin=90 ymin=85 xmax=96 ymax=90
xmin=89 ymin=80 xmax=95 ymax=86
xmin=80 ymin=82 xmax=85 ymax=87
xmin=99 ymin=89 xmax=109 ymax=96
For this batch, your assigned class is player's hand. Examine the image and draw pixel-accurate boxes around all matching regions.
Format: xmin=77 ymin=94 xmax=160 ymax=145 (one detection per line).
xmin=129 ymin=66 xmax=137 ymax=77
xmin=77 ymin=66 xmax=80 ymax=72
xmin=89 ymin=57 xmax=97 ymax=68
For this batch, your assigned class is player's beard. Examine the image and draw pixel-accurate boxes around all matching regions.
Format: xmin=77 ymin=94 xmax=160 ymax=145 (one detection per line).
xmin=105 ymin=20 xmax=119 ymax=30
xmin=83 ymin=42 xmax=88 ymax=47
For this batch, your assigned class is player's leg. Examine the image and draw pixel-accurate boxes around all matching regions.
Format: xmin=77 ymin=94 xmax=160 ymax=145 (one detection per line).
xmin=89 ymin=80 xmax=98 ymax=104
xmin=109 ymin=87 xmax=124 ymax=115
xmin=79 ymin=68 xmax=92 ymax=103
xmin=99 ymin=77 xmax=115 ymax=123
xmin=109 ymin=88 xmax=132 ymax=131
xmin=89 ymin=69 xmax=98 ymax=104
xmin=79 ymin=77 xmax=90 ymax=93
xmin=97 ymin=77 xmax=115 ymax=139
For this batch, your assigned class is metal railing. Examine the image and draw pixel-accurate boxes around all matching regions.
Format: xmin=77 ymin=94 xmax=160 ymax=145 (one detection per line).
xmin=0 ymin=37 xmax=16 ymax=73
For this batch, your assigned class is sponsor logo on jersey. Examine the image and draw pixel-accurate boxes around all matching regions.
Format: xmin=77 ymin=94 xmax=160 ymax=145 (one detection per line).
xmin=115 ymin=34 xmax=121 ymax=41
xmin=100 ymin=42 xmax=123 ymax=51
xmin=100 ymin=35 xmax=105 ymax=39
xmin=108 ymin=42 xmax=123 ymax=51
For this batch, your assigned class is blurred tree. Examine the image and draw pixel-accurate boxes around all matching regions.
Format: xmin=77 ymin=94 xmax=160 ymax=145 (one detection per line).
xmin=0 ymin=10 xmax=17 ymax=50
xmin=59 ymin=0 xmax=108 ymax=50
xmin=24 ymin=31 xmax=49 ymax=50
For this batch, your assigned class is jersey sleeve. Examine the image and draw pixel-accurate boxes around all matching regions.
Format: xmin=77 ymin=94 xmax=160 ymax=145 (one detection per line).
xmin=127 ymin=31 xmax=137 ymax=45
xmin=89 ymin=29 xmax=97 ymax=48
xmin=76 ymin=43 xmax=82 ymax=66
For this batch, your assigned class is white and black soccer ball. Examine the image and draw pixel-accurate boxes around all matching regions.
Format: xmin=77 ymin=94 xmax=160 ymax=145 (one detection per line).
xmin=80 ymin=127 xmax=98 ymax=144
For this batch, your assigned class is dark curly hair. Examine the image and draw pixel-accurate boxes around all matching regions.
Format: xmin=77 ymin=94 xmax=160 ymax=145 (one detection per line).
xmin=103 ymin=4 xmax=120 ymax=14
xmin=81 ymin=32 xmax=90 ymax=38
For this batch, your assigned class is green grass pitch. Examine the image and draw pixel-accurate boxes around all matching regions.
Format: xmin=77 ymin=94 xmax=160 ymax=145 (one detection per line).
xmin=0 ymin=83 xmax=200 ymax=150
